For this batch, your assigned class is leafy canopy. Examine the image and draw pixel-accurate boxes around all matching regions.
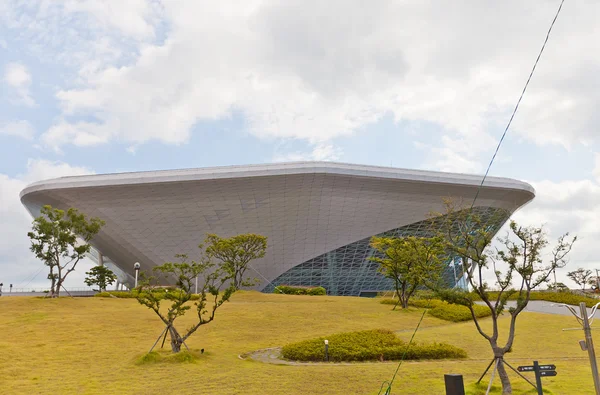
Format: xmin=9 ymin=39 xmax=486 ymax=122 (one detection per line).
xmin=28 ymin=205 xmax=104 ymax=297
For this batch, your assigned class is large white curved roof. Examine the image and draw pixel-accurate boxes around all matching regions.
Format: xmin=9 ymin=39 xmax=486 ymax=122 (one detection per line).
xmin=20 ymin=161 xmax=534 ymax=291
xmin=20 ymin=161 xmax=534 ymax=197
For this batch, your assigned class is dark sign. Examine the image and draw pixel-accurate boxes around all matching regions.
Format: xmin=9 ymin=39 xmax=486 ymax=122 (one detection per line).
xmin=518 ymin=366 xmax=535 ymax=372
xmin=540 ymin=371 xmax=558 ymax=377
xmin=517 ymin=364 xmax=556 ymax=372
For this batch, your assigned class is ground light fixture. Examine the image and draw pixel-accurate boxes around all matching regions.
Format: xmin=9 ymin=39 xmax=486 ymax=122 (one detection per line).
xmin=133 ymin=262 xmax=141 ymax=288
xmin=324 ymin=339 xmax=329 ymax=362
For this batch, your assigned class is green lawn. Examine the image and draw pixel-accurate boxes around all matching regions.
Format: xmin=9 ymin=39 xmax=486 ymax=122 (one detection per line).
xmin=0 ymin=291 xmax=597 ymax=394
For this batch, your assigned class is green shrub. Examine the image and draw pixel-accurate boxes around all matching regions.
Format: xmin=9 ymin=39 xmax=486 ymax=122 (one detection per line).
xmin=135 ymin=350 xmax=200 ymax=365
xmin=379 ymin=297 xmax=491 ymax=322
xmin=95 ymin=291 xmax=138 ymax=298
xmin=281 ymin=329 xmax=466 ymax=362
xmin=274 ymin=285 xmax=326 ymax=295
xmin=94 ymin=290 xmax=200 ymax=300
xmin=428 ymin=303 xmax=491 ymax=322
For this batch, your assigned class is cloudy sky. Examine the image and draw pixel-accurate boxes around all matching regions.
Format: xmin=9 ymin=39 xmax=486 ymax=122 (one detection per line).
xmin=1 ymin=0 xmax=599 ymax=291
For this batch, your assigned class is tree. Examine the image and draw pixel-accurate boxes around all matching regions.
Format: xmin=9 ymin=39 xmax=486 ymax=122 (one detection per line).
xmin=433 ymin=200 xmax=576 ymax=395
xmin=587 ymin=276 xmax=600 ymax=291
xmin=369 ymin=236 xmax=446 ymax=309
xmin=567 ymin=267 xmax=592 ymax=290
xmin=84 ymin=265 xmax=117 ymax=292
xmin=204 ymin=233 xmax=267 ymax=289
xmin=28 ymin=205 xmax=104 ymax=298
xmin=547 ymin=282 xmax=570 ymax=292
xmin=136 ymin=233 xmax=267 ymax=353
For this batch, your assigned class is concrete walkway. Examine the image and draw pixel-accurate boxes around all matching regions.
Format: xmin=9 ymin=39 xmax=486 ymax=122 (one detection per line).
xmin=477 ymin=300 xmax=597 ymax=317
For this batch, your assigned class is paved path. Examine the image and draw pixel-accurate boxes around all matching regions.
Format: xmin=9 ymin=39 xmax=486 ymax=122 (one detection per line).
xmin=477 ymin=300 xmax=597 ymax=316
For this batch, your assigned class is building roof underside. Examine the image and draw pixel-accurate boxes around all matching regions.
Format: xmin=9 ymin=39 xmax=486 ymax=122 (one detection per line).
xmin=20 ymin=162 xmax=535 ymax=290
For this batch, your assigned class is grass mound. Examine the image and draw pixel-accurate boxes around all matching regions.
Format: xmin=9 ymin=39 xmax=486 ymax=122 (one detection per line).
xmin=380 ymin=298 xmax=492 ymax=322
xmin=136 ymin=350 xmax=202 ymax=365
xmin=281 ymin=329 xmax=466 ymax=362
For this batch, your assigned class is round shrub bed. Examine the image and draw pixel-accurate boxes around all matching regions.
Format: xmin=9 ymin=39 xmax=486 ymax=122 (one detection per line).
xmin=281 ymin=329 xmax=466 ymax=362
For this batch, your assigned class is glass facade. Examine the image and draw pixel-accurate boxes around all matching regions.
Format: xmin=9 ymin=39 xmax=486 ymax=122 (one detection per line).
xmin=262 ymin=206 xmax=509 ymax=296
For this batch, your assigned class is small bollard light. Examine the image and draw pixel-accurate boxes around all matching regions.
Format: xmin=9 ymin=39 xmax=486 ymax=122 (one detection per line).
xmin=324 ymin=339 xmax=329 ymax=362
xmin=133 ymin=262 xmax=141 ymax=288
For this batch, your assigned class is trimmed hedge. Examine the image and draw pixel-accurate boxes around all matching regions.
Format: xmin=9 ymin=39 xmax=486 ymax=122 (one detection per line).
xmin=95 ymin=291 xmax=138 ymax=298
xmin=94 ymin=290 xmax=201 ymax=300
xmin=273 ymin=285 xmax=327 ymax=295
xmin=380 ymin=298 xmax=492 ymax=322
xmin=281 ymin=329 xmax=466 ymax=362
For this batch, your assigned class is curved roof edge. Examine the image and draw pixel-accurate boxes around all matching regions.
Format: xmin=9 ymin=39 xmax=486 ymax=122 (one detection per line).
xmin=20 ymin=161 xmax=535 ymax=199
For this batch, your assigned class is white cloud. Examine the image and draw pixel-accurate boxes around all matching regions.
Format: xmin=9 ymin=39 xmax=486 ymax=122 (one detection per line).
xmin=273 ymin=142 xmax=342 ymax=162
xmin=0 ymin=159 xmax=95 ymax=290
xmin=510 ymin=178 xmax=600 ymax=288
xmin=594 ymin=153 xmax=600 ymax=183
xmin=0 ymin=0 xmax=587 ymax=168
xmin=0 ymin=120 xmax=35 ymax=140
xmin=4 ymin=62 xmax=34 ymax=106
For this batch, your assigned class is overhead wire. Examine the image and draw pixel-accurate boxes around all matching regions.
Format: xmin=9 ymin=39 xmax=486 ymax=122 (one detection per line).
xmin=377 ymin=1 xmax=566 ymax=393
xmin=471 ymin=0 xmax=565 ymax=208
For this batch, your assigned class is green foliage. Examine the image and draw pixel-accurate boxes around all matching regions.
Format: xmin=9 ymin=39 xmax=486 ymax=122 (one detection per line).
xmin=84 ymin=265 xmax=117 ymax=291
xmin=369 ymin=236 xmax=446 ymax=309
xmin=428 ymin=303 xmax=491 ymax=322
xmin=567 ymin=268 xmax=593 ymax=290
xmin=380 ymin=297 xmax=491 ymax=322
xmin=547 ymin=282 xmax=570 ymax=292
xmin=135 ymin=350 xmax=201 ymax=365
xmin=94 ymin=290 xmax=202 ymax=300
xmin=136 ymin=252 xmax=236 ymax=353
xmin=273 ymin=285 xmax=326 ymax=295
xmin=27 ymin=205 xmax=104 ymax=298
xmin=281 ymin=329 xmax=466 ymax=362
xmin=135 ymin=233 xmax=266 ymax=353
xmin=205 ymin=233 xmax=268 ymax=289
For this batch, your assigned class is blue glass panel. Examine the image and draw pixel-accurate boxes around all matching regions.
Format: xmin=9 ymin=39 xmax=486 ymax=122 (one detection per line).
xmin=262 ymin=206 xmax=509 ymax=296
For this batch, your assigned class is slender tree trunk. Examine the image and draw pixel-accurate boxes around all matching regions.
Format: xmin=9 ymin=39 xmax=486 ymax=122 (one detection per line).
xmin=496 ymin=356 xmax=512 ymax=394
xmin=491 ymin=345 xmax=512 ymax=394
xmin=169 ymin=326 xmax=183 ymax=353
xmin=54 ymin=280 xmax=62 ymax=298
xmin=49 ymin=266 xmax=57 ymax=297
xmin=393 ymin=282 xmax=401 ymax=310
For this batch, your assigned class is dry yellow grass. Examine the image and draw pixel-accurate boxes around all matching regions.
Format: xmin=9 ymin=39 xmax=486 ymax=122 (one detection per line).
xmin=0 ymin=291 xmax=596 ymax=394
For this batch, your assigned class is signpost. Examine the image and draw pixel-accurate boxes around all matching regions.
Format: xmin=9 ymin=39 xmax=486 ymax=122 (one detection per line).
xmin=517 ymin=361 xmax=557 ymax=395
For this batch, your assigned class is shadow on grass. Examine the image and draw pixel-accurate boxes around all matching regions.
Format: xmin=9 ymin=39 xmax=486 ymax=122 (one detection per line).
xmin=466 ymin=382 xmax=553 ymax=394
xmin=135 ymin=349 xmax=209 ymax=365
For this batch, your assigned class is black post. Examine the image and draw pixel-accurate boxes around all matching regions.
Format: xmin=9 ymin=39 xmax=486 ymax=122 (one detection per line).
xmin=444 ymin=374 xmax=465 ymax=395
xmin=325 ymin=343 xmax=329 ymax=362
xmin=533 ymin=361 xmax=543 ymax=395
